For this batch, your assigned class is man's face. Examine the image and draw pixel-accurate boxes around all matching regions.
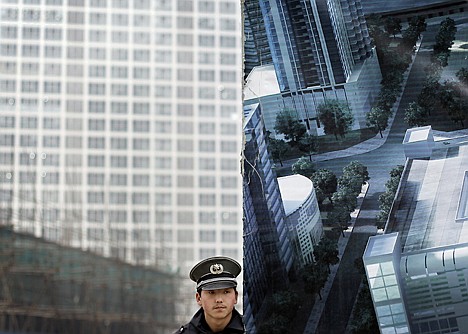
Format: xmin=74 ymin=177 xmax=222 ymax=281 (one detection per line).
xmin=196 ymin=287 xmax=238 ymax=322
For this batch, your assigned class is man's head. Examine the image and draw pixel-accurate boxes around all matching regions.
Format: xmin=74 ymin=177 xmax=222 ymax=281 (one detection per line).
xmin=189 ymin=256 xmax=242 ymax=330
xmin=189 ymin=256 xmax=241 ymax=292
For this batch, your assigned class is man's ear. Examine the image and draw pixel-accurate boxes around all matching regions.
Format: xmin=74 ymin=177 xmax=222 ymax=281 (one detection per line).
xmin=234 ymin=290 xmax=238 ymax=304
xmin=196 ymin=292 xmax=202 ymax=306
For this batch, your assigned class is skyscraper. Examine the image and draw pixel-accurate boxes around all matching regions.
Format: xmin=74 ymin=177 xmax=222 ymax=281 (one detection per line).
xmin=242 ymin=103 xmax=295 ymax=332
xmin=244 ymin=0 xmax=381 ymax=134
xmin=0 ymin=0 xmax=243 ymax=323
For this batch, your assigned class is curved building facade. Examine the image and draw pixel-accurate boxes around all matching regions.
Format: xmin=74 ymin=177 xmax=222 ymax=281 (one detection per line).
xmin=277 ymin=174 xmax=323 ymax=267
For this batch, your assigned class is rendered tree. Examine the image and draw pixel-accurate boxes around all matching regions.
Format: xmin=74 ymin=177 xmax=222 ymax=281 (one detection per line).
xmin=274 ymin=110 xmax=307 ymax=146
xmin=291 ymin=156 xmax=315 ymax=178
xmin=366 ymin=106 xmax=389 ymax=138
xmin=298 ymin=133 xmax=319 ymax=161
xmin=317 ymin=100 xmax=354 ymax=140
xmin=313 ymin=237 xmax=339 ymax=273
xmin=268 ymin=137 xmax=289 ymax=167
xmin=342 ymin=161 xmax=370 ymax=189
xmin=328 ymin=205 xmax=352 ymax=237
xmin=404 ymin=101 xmax=428 ymax=127
xmin=302 ymin=262 xmax=328 ymax=300
xmin=332 ymin=187 xmax=357 ymax=213
xmin=311 ymin=169 xmax=337 ymax=204
xmin=384 ymin=17 xmax=402 ymax=37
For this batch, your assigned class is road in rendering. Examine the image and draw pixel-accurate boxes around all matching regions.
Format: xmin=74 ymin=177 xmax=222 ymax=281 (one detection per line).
xmin=312 ymin=17 xmax=467 ymax=333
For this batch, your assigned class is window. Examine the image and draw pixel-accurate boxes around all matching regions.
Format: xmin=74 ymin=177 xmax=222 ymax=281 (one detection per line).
xmin=199 ymin=194 xmax=215 ymax=206
xmin=110 ymin=137 xmax=127 ymax=150
xmin=110 ymin=174 xmax=127 ymax=186
xmin=88 ymin=173 xmax=105 ymax=185
xmin=89 ymin=65 xmax=106 ymax=78
xmin=111 ymin=120 xmax=127 ymax=132
xmin=133 ymin=156 xmax=149 ymax=168
xmin=133 ymin=174 xmax=150 ymax=187
xmin=89 ymin=83 xmax=105 ymax=95
xmin=23 ymin=27 xmax=40 ymax=39
xmin=155 ymin=193 xmax=171 ymax=205
xmin=155 ymin=157 xmax=171 ymax=169
xmin=43 ymin=81 xmax=61 ymax=94
xmin=20 ymin=135 xmax=37 ymax=147
xmin=134 ymin=49 xmax=150 ymax=62
xmin=222 ymin=194 xmax=237 ymax=207
xmin=88 ymin=191 xmax=105 ymax=204
xmin=89 ymin=30 xmax=106 ymax=42
xmin=89 ymin=101 xmax=105 ymax=114
xmin=21 ymin=117 xmax=37 ymax=129
xmin=88 ymin=155 xmax=105 ymax=167
xmin=43 ymin=117 xmax=60 ymax=129
xmin=133 ymin=138 xmax=149 ymax=150
xmin=133 ymin=103 xmax=149 ymax=115
xmin=88 ymin=137 xmax=106 ymax=149
xmin=109 ymin=211 xmax=127 ymax=223
xmin=132 ymin=192 xmax=149 ymax=205
xmin=110 ymin=192 xmax=127 ymax=204
xmin=199 ymin=70 xmax=215 ymax=81
xmin=133 ymin=14 xmax=150 ymax=26
xmin=199 ymin=35 xmax=215 ymax=47
xmin=110 ymin=156 xmax=127 ymax=168
xmin=199 ymin=176 xmax=215 ymax=188
xmin=67 ymin=29 xmax=84 ymax=42
xmin=89 ymin=13 xmax=106 ymax=25
xmin=111 ymin=66 xmax=127 ymax=78
xmin=220 ymin=53 xmax=236 ymax=65
xmin=43 ymin=136 xmax=60 ymax=147
xmin=111 ymin=31 xmax=128 ymax=43
xmin=88 ymin=119 xmax=106 ymax=131
xmin=200 ymin=230 xmax=216 ymax=242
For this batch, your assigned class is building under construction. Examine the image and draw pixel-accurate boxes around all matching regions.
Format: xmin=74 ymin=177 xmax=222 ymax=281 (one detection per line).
xmin=0 ymin=226 xmax=176 ymax=334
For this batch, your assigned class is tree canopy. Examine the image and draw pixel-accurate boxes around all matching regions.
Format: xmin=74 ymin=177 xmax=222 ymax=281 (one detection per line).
xmin=366 ymin=106 xmax=389 ymax=138
xmin=311 ymin=169 xmax=337 ymax=203
xmin=317 ymin=100 xmax=354 ymax=140
xmin=291 ymin=156 xmax=315 ymax=178
xmin=268 ymin=137 xmax=289 ymax=167
xmin=274 ymin=110 xmax=307 ymax=146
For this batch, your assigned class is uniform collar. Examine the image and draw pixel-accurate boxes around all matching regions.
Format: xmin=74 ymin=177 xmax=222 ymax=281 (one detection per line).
xmin=190 ymin=308 xmax=244 ymax=333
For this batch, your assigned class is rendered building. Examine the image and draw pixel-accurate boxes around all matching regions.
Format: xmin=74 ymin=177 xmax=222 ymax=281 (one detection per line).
xmin=364 ymin=128 xmax=468 ymax=334
xmin=243 ymin=0 xmax=382 ymax=134
xmin=0 ymin=0 xmax=243 ymax=323
xmin=243 ymin=103 xmax=296 ymax=332
xmin=277 ymin=174 xmax=323 ymax=266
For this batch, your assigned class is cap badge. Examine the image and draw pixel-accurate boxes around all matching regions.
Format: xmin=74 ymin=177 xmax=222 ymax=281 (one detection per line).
xmin=210 ymin=263 xmax=224 ymax=274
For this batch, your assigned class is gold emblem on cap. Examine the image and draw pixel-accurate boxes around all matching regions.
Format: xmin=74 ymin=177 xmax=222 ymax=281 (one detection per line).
xmin=210 ymin=263 xmax=224 ymax=274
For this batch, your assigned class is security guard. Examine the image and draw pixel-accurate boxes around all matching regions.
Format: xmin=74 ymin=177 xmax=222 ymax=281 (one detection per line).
xmin=174 ymin=256 xmax=244 ymax=334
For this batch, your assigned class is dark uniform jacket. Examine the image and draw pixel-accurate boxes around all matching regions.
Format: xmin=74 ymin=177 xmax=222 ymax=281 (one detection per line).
xmin=173 ymin=308 xmax=244 ymax=334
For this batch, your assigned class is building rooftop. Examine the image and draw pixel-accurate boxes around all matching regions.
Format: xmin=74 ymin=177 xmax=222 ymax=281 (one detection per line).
xmin=243 ymin=65 xmax=280 ymax=101
xmin=387 ymin=140 xmax=468 ymax=253
xmin=277 ymin=174 xmax=314 ymax=215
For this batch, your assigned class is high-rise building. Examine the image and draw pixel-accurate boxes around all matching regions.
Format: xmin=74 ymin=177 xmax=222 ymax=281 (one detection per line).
xmin=243 ymin=0 xmax=382 ymax=134
xmin=364 ymin=127 xmax=468 ymax=334
xmin=242 ymin=103 xmax=295 ymax=332
xmin=0 ymin=0 xmax=243 ymax=324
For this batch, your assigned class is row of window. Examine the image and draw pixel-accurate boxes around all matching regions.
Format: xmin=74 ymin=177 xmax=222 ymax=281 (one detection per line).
xmin=2 ymin=61 xmax=237 ymax=82
xmin=1 ymin=40 xmax=237 ymax=61
xmin=0 ymin=120 xmax=237 ymax=133
xmin=0 ymin=81 xmax=238 ymax=100
xmin=2 ymin=33 xmax=237 ymax=51
xmin=12 ymin=206 xmax=237 ymax=225
xmin=1 ymin=1 xmax=237 ymax=16
xmin=0 ymin=98 xmax=237 ymax=119
xmin=1 ymin=14 xmax=237 ymax=34
xmin=0 ymin=154 xmax=239 ymax=170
